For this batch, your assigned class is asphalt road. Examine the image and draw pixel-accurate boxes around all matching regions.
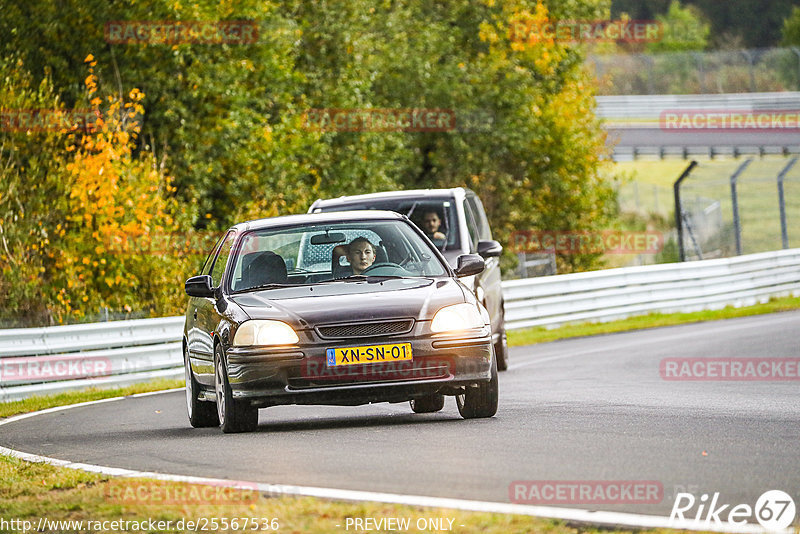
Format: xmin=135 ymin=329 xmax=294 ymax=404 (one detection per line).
xmin=2 ymin=312 xmax=799 ymax=520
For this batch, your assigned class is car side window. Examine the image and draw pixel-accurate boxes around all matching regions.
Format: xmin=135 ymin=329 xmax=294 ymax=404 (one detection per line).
xmin=463 ymin=201 xmax=480 ymax=253
xmin=467 ymin=195 xmax=492 ymax=241
xmin=209 ymin=231 xmax=236 ymax=288
xmin=200 ymin=233 xmax=225 ymax=276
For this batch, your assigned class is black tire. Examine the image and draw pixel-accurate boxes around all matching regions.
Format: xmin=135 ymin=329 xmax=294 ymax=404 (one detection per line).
xmin=410 ymin=393 xmax=445 ymax=413
xmin=184 ymin=344 xmax=219 ymax=428
xmin=456 ymin=351 xmax=498 ymax=419
xmin=214 ymin=344 xmax=258 ymax=433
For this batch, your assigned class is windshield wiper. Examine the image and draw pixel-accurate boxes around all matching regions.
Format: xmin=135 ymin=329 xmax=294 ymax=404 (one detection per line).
xmin=319 ymin=275 xmax=369 ymax=283
xmin=233 ymin=283 xmax=294 ymax=293
xmin=318 ymin=274 xmax=412 ymax=284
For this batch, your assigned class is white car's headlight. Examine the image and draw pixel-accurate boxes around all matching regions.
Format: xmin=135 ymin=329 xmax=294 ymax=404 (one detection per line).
xmin=233 ymin=320 xmax=299 ymax=346
xmin=431 ymin=303 xmax=485 ymax=333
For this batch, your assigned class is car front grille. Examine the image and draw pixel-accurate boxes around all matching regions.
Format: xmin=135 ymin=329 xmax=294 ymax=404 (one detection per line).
xmin=315 ymin=319 xmax=414 ymax=339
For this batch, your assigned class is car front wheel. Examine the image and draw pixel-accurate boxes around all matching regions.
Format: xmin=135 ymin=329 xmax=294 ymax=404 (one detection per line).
xmin=456 ymin=351 xmax=498 ymax=419
xmin=214 ymin=344 xmax=258 ymax=433
xmin=185 ymin=345 xmax=219 ymax=428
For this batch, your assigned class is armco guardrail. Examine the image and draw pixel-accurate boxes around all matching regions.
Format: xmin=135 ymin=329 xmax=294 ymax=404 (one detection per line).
xmin=0 ymin=317 xmax=184 ymax=402
xmin=596 ymin=91 xmax=800 ymax=120
xmin=2 ymin=249 xmax=799 ymax=401
xmin=504 ymin=248 xmax=800 ymax=330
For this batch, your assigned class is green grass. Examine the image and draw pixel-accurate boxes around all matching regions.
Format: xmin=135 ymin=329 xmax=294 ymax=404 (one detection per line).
xmin=507 ymin=295 xmax=800 ymax=347
xmin=611 ymin=157 xmax=800 ymax=253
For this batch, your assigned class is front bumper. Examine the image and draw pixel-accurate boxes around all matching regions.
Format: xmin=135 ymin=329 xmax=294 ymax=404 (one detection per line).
xmin=224 ymin=326 xmax=492 ymax=407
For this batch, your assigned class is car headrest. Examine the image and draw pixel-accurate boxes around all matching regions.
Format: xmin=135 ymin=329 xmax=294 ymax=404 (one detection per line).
xmin=240 ymin=251 xmax=287 ymax=290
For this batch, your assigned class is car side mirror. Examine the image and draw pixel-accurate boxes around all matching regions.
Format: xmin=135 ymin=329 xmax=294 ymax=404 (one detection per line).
xmin=455 ymin=254 xmax=485 ymax=278
xmin=477 ymin=240 xmax=502 ymax=258
xmin=185 ymin=275 xmax=215 ymax=298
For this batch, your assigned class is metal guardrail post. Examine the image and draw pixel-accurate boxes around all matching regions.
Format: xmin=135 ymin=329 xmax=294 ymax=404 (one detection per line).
xmin=692 ymin=52 xmax=706 ymax=93
xmin=729 ymin=159 xmax=753 ymax=256
xmin=741 ymin=50 xmax=756 ymax=93
xmin=674 ymin=160 xmax=698 ymax=262
xmin=777 ymin=157 xmax=798 ymax=250
xmin=792 ymin=48 xmax=800 ymax=90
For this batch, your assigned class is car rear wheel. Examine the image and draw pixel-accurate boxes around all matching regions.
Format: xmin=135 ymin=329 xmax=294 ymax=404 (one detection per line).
xmin=456 ymin=352 xmax=498 ymax=419
xmin=185 ymin=345 xmax=219 ymax=428
xmin=214 ymin=344 xmax=258 ymax=433
xmin=410 ymin=393 xmax=445 ymax=413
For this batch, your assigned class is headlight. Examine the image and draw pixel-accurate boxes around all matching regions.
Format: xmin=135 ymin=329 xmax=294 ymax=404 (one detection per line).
xmin=233 ymin=320 xmax=299 ymax=346
xmin=431 ymin=303 xmax=485 ymax=333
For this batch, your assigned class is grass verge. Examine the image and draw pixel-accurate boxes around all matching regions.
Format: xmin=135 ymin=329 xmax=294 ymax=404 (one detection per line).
xmin=507 ymin=295 xmax=800 ymax=347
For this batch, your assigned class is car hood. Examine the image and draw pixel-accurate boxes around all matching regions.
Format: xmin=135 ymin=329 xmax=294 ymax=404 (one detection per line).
xmin=229 ymin=278 xmax=467 ymax=329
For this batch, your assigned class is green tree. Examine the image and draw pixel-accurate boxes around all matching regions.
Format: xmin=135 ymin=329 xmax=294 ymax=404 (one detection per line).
xmin=781 ymin=6 xmax=800 ymax=46
xmin=0 ymin=56 xmax=67 ymax=325
xmin=2 ymin=0 xmax=620 ymax=323
xmin=646 ymin=0 xmax=709 ymax=53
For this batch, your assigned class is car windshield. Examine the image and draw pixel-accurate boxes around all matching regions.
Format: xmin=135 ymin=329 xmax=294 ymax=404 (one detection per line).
xmin=314 ymin=198 xmax=460 ymax=252
xmin=229 ymin=219 xmax=448 ymax=293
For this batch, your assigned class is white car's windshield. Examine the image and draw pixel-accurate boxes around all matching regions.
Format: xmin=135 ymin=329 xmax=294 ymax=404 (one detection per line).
xmin=315 ymin=199 xmax=460 ymax=252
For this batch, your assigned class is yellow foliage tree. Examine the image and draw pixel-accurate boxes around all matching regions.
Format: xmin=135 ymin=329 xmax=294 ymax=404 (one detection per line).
xmin=47 ymin=55 xmax=197 ymax=323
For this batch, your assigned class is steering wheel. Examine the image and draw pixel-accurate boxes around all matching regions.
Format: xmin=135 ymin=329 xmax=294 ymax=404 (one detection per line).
xmin=362 ymin=262 xmax=404 ymax=275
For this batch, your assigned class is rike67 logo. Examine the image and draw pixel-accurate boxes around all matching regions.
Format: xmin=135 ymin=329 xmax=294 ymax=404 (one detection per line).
xmin=670 ymin=490 xmax=796 ymax=531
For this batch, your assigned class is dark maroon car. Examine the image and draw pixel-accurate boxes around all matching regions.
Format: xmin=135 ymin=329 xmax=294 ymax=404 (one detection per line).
xmin=183 ymin=211 xmax=498 ymax=433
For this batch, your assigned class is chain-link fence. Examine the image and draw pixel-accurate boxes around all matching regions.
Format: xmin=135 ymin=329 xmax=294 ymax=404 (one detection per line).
xmin=590 ymin=47 xmax=800 ymax=95
xmin=676 ymin=157 xmax=800 ymax=261
xmin=616 ymin=182 xmax=673 ymax=217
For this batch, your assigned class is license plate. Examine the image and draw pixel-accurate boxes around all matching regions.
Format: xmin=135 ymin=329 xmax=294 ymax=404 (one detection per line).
xmin=326 ymin=342 xmax=413 ymax=367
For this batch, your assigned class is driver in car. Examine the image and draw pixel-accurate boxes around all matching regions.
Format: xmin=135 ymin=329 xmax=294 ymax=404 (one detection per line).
xmin=332 ymin=237 xmax=376 ymax=275
xmin=421 ymin=209 xmax=446 ymax=241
